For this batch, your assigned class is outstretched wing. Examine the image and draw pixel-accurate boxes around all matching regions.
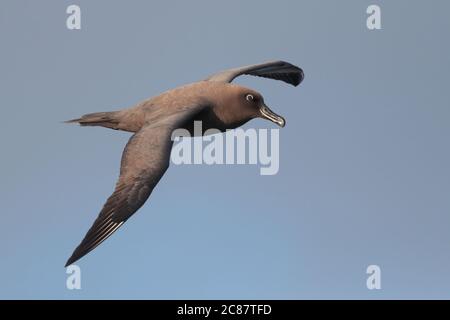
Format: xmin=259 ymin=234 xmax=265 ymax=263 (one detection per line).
xmin=65 ymin=106 xmax=205 ymax=266
xmin=205 ymin=60 xmax=304 ymax=87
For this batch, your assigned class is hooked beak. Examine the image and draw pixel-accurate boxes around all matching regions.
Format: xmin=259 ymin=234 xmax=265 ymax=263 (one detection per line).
xmin=260 ymin=104 xmax=286 ymax=127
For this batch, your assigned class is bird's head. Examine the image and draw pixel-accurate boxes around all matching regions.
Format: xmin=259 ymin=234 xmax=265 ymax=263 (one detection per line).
xmin=224 ymin=85 xmax=285 ymax=128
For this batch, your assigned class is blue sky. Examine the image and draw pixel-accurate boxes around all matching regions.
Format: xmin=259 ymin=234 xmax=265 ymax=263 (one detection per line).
xmin=0 ymin=0 xmax=449 ymax=299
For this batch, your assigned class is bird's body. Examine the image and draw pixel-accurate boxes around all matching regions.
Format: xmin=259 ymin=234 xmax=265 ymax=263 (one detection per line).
xmin=65 ymin=60 xmax=304 ymax=266
xmin=75 ymin=81 xmax=264 ymax=134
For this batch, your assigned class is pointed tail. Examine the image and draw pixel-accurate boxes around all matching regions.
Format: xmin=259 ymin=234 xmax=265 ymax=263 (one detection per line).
xmin=65 ymin=111 xmax=120 ymax=130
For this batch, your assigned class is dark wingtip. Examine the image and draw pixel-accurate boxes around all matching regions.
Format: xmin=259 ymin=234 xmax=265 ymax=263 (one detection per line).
xmin=294 ymin=67 xmax=305 ymax=87
xmin=65 ymin=260 xmax=73 ymax=268
xmin=65 ymin=253 xmax=79 ymax=267
xmin=271 ymin=60 xmax=304 ymax=86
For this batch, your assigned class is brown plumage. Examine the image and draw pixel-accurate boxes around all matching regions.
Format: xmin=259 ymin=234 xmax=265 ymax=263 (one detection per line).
xmin=65 ymin=60 xmax=304 ymax=266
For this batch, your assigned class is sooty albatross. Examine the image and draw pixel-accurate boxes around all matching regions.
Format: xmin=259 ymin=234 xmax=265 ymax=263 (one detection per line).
xmin=65 ymin=60 xmax=304 ymax=266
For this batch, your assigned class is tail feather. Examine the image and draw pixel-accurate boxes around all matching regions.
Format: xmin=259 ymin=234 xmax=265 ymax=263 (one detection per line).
xmin=65 ymin=111 xmax=120 ymax=130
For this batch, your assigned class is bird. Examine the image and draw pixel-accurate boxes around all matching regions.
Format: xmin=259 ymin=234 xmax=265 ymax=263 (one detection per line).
xmin=65 ymin=60 xmax=304 ymax=266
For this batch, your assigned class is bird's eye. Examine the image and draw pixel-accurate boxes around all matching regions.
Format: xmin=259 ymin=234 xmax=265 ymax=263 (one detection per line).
xmin=246 ymin=94 xmax=254 ymax=102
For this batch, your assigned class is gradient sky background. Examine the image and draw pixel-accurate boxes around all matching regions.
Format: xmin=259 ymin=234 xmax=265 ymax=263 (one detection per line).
xmin=1 ymin=0 xmax=449 ymax=299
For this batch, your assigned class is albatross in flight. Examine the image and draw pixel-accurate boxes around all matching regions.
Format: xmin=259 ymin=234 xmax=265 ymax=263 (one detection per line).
xmin=65 ymin=60 xmax=304 ymax=266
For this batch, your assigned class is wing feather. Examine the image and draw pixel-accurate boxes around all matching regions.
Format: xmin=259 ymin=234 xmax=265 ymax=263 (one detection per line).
xmin=65 ymin=106 xmax=206 ymax=266
xmin=205 ymin=60 xmax=304 ymax=86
